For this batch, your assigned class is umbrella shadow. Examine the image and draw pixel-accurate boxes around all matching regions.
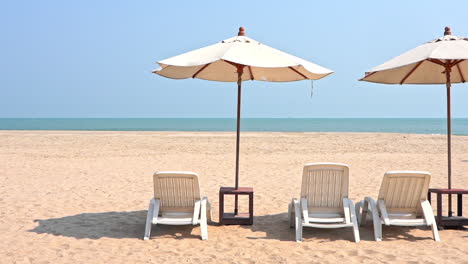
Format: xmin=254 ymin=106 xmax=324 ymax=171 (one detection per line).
xmin=29 ymin=210 xmax=201 ymax=240
xmin=238 ymin=213 xmax=440 ymax=242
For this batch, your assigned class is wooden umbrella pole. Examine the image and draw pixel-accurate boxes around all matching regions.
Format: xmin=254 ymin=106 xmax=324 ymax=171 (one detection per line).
xmin=445 ymin=64 xmax=453 ymax=216
xmin=234 ymin=64 xmax=244 ymax=215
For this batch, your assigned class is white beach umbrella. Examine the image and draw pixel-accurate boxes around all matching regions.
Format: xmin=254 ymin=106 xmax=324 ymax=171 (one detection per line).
xmin=360 ymin=27 xmax=467 ymax=193
xmin=154 ymin=27 xmax=333 ymax=82
xmin=153 ymin=27 xmax=333 ymax=207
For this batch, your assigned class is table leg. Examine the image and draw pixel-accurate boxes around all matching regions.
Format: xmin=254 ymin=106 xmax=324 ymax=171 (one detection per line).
xmin=249 ymin=192 xmax=254 ymax=225
xmin=219 ymin=192 xmax=224 ymax=225
xmin=448 ymin=194 xmax=452 ymax=217
xmin=234 ymin=194 xmax=238 ymax=215
xmin=458 ymin=194 xmax=463 ymax=217
xmin=437 ymin=193 xmax=442 ymax=227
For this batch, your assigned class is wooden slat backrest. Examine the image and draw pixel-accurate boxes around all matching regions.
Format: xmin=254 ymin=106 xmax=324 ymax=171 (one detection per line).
xmin=378 ymin=171 xmax=430 ymax=214
xmin=153 ymin=172 xmax=201 ymax=210
xmin=301 ymin=163 xmax=349 ymax=211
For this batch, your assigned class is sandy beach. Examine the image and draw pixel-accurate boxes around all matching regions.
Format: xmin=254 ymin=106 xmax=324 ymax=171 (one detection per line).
xmin=1 ymin=131 xmax=467 ymax=263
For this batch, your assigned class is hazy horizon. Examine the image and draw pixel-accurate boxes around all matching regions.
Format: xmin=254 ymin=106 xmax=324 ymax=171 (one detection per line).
xmin=2 ymin=117 xmax=468 ymax=134
xmin=1 ymin=117 xmax=468 ymax=119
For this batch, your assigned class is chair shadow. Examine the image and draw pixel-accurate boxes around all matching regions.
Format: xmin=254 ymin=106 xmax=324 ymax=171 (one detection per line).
xmin=238 ymin=213 xmax=363 ymax=242
xmin=359 ymin=219 xmax=440 ymax=242
xmin=238 ymin=213 xmax=439 ymax=242
xmin=29 ymin=210 xmax=200 ymax=240
xmin=30 ymin=210 xmax=450 ymax=242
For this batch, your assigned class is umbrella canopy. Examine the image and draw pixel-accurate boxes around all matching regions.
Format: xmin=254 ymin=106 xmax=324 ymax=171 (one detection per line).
xmin=154 ymin=27 xmax=333 ymax=82
xmin=361 ymin=27 xmax=468 ymax=84
xmin=360 ymin=27 xmax=467 ymax=193
xmin=153 ymin=27 xmax=333 ymax=199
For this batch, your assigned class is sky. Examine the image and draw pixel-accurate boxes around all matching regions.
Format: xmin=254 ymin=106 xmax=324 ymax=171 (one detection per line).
xmin=1 ymin=0 xmax=468 ymax=118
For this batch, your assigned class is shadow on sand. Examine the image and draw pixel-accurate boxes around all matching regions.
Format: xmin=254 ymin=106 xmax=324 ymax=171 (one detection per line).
xmin=238 ymin=212 xmax=442 ymax=242
xmin=29 ymin=210 xmax=200 ymax=240
xmin=30 ymin=210 xmax=447 ymax=242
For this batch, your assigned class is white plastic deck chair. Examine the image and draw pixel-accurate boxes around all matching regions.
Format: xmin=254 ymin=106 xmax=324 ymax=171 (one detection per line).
xmin=288 ymin=163 xmax=360 ymax=242
xmin=356 ymin=171 xmax=440 ymax=242
xmin=143 ymin=171 xmax=211 ymax=240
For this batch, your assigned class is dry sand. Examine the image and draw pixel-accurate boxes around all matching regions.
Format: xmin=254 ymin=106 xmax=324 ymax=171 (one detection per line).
xmin=1 ymin=131 xmax=467 ymax=263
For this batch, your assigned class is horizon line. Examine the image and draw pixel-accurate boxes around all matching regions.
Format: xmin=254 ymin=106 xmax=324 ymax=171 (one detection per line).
xmin=1 ymin=117 xmax=468 ymax=119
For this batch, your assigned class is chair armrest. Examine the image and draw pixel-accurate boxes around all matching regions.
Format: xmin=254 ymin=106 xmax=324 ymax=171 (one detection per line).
xmin=293 ymin=198 xmax=302 ymax=224
xmin=364 ymin=197 xmax=380 ymax=223
xmin=343 ymin=198 xmax=351 ymax=224
xmin=420 ymin=199 xmax=434 ymax=226
xmin=344 ymin=197 xmax=359 ymax=224
xmin=364 ymin=197 xmax=382 ymax=241
xmin=200 ymin=197 xmax=208 ymax=240
xmin=192 ymin=200 xmax=201 ymax=225
xmin=377 ymin=200 xmax=390 ymax=225
xmin=152 ymin=198 xmax=160 ymax=224
xmin=300 ymin=197 xmax=309 ymax=223
xmin=202 ymin=196 xmax=211 ymax=210
xmin=293 ymin=198 xmax=303 ymax=242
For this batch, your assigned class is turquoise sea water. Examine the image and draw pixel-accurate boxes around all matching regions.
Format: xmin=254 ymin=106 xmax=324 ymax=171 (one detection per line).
xmin=1 ymin=118 xmax=468 ymax=135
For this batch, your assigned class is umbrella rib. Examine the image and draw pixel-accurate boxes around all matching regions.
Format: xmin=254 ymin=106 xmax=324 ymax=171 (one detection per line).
xmin=248 ymin=66 xmax=254 ymax=80
xmin=359 ymin=71 xmax=376 ymax=81
xmin=400 ymin=61 xmax=424 ymax=84
xmin=223 ymin=60 xmax=242 ymax=68
xmin=427 ymin=58 xmax=446 ymax=67
xmin=450 ymin=59 xmax=464 ymax=68
xmin=289 ymin=66 xmax=308 ymax=79
xmin=456 ymin=63 xmax=466 ymax=83
xmin=192 ymin=63 xmax=212 ymax=78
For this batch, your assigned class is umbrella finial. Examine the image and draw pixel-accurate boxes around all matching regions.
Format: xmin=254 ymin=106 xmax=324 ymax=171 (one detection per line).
xmin=444 ymin=26 xmax=452 ymax=35
xmin=238 ymin=27 xmax=246 ymax=36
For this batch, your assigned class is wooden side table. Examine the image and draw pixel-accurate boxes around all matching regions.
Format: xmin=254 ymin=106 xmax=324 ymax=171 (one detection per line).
xmin=428 ymin=188 xmax=468 ymax=228
xmin=219 ymin=187 xmax=254 ymax=225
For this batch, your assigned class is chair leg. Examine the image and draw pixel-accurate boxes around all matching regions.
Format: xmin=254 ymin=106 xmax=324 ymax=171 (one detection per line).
xmin=421 ymin=200 xmax=440 ymax=242
xmin=360 ymin=200 xmax=369 ymax=227
xmin=347 ymin=199 xmax=360 ymax=243
xmin=355 ymin=201 xmax=362 ymax=226
xmin=192 ymin=200 xmax=201 ymax=225
xmin=374 ymin=223 xmax=383 ymax=241
xmin=365 ymin=197 xmax=382 ymax=241
xmin=144 ymin=198 xmax=155 ymax=240
xmin=431 ymin=221 xmax=440 ymax=242
xmin=288 ymin=199 xmax=295 ymax=228
xmin=206 ymin=198 xmax=212 ymax=224
xmin=293 ymin=198 xmax=303 ymax=242
xmin=200 ymin=197 xmax=208 ymax=240
xmin=152 ymin=199 xmax=160 ymax=224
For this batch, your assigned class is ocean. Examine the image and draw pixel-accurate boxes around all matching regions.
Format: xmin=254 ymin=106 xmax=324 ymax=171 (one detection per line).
xmin=1 ymin=118 xmax=468 ymax=135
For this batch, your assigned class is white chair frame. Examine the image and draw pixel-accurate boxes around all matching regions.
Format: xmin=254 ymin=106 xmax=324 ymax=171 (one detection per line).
xmin=288 ymin=163 xmax=360 ymax=243
xmin=355 ymin=171 xmax=440 ymax=242
xmin=143 ymin=171 xmax=211 ymax=240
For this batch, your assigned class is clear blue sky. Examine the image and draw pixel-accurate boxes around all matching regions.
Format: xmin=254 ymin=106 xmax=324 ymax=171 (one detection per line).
xmin=1 ymin=0 xmax=468 ymax=118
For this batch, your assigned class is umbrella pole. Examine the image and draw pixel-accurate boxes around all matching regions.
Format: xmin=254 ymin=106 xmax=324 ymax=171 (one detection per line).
xmin=445 ymin=65 xmax=453 ymax=216
xmin=234 ymin=65 xmax=244 ymax=215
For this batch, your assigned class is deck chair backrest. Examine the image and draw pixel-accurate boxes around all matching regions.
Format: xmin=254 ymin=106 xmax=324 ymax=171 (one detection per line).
xmin=153 ymin=172 xmax=201 ymax=211
xmin=378 ymin=171 xmax=430 ymax=214
xmin=301 ymin=163 xmax=349 ymax=211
